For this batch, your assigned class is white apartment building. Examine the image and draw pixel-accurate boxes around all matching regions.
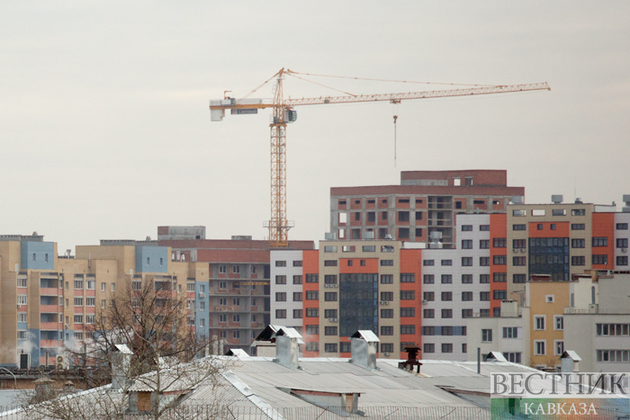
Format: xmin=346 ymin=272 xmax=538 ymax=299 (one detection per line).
xmin=420 ymin=214 xmax=492 ymax=361
xmin=270 ymin=250 xmax=304 ymax=333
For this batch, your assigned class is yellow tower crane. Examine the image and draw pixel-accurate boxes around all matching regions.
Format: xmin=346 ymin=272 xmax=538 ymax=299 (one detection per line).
xmin=209 ymin=68 xmax=550 ymax=248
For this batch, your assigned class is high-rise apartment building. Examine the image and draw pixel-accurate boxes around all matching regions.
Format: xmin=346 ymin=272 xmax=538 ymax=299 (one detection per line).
xmin=158 ymin=229 xmax=314 ymax=354
xmin=330 ymin=170 xmax=524 ymax=248
xmin=0 ymin=235 xmax=205 ymax=369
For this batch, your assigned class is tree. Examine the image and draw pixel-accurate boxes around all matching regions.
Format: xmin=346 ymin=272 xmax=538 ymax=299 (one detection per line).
xmin=18 ymin=275 xmax=230 ymax=420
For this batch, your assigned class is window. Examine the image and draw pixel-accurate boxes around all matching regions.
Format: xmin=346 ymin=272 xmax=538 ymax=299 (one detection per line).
xmin=324 ymin=260 xmax=338 ymax=267
xmin=422 ymin=326 xmax=435 ymax=335
xmin=462 ymin=309 xmax=473 ymax=318
xmin=275 ymin=260 xmax=286 ymax=267
xmin=479 ymin=240 xmax=490 ymax=250
xmin=381 ymin=309 xmax=394 ymax=318
xmin=275 ymin=309 xmax=287 ymax=319
xmin=441 ymin=259 xmax=452 ymax=266
xmin=324 ymin=292 xmax=337 ymax=301
xmin=398 ymin=228 xmax=410 ymax=239
xmin=461 ymin=291 xmax=473 ymax=301
xmin=74 ymin=280 xmax=83 ymax=289
xmin=380 ymin=274 xmax=393 ymax=284
xmin=441 ymin=292 xmax=452 ymax=301
xmin=400 ymin=291 xmax=415 ymax=300
xmin=592 ymin=254 xmax=608 ymax=265
xmin=423 ymin=309 xmax=434 ymax=318
xmin=415 ymin=211 xmax=423 ymax=221
xmin=441 ymin=343 xmax=453 ymax=353
xmin=400 ymin=273 xmax=415 ymax=283
xmin=555 ymin=340 xmax=565 ymax=356
xmin=18 ymin=313 xmax=27 ymax=323
xmin=324 ymin=246 xmax=337 ymax=253
xmin=380 ymin=326 xmax=394 ymax=336
xmin=423 ymin=292 xmax=434 ymax=301
xmin=571 ymin=223 xmax=585 ymax=230
xmin=571 ymin=238 xmax=585 ymax=248
xmin=324 ymin=275 xmax=338 ymax=284
xmin=380 ymin=292 xmax=394 ymax=301
xmin=513 ymin=239 xmax=527 ymax=249
xmin=482 ymin=329 xmax=492 ymax=342
xmin=513 ymin=274 xmax=527 ymax=283
xmin=324 ymin=309 xmax=337 ymax=318
xmin=423 ymin=343 xmax=435 ymax=353
xmin=493 ymin=255 xmax=507 ymax=265
xmin=461 ymin=225 xmax=473 ymax=231
xmin=618 ymin=256 xmax=629 ymax=266
xmin=479 ymin=257 xmax=490 ymax=266
xmin=493 ymin=290 xmax=507 ymax=300
xmin=324 ymin=326 xmax=338 ymax=336
xmin=480 ymin=224 xmax=490 ymax=231
xmin=85 ymin=315 xmax=95 ymax=324
xmin=219 ymin=314 xmax=227 ymax=323
xmin=593 ymin=237 xmax=608 ymax=247
xmin=293 ymin=292 xmax=302 ymax=302
xmin=479 ymin=274 xmax=490 ymax=283
xmin=503 ymin=327 xmax=518 ymax=338
xmin=512 ymin=224 xmax=526 ymax=231
xmin=324 ymin=343 xmax=338 ymax=353
xmin=380 ymin=343 xmax=394 ymax=353
xmin=441 ymin=274 xmax=452 ymax=284
xmin=492 ymin=273 xmax=506 ymax=283
xmin=74 ymin=315 xmax=83 ymax=324
xmin=86 ymin=297 xmax=95 ymax=307
xmin=17 ymin=278 xmax=27 ymax=288
xmin=423 ymin=259 xmax=434 ymax=266
xmin=275 ymin=275 xmax=287 ymax=284
xmin=400 ymin=308 xmax=415 ymax=317
xmin=617 ymin=238 xmax=629 ymax=248
xmin=233 ymin=314 xmax=241 ymax=323
xmin=554 ymin=316 xmax=564 ymax=330
xmin=423 ymin=274 xmax=434 ymax=284
xmin=461 ymin=240 xmax=473 ymax=249
xmin=293 ymin=275 xmax=302 ymax=284
xmin=441 ymin=309 xmax=452 ymax=318
xmin=306 ymin=308 xmax=319 ymax=317
xmin=513 ymin=256 xmax=526 ymax=266
xmin=74 ymin=297 xmax=83 ymax=306
xmin=275 ymin=292 xmax=286 ymax=302
xmin=571 ymin=256 xmax=586 ymax=266
xmin=218 ymin=265 xmax=226 ymax=274
xmin=493 ymin=238 xmax=507 ymax=248
xmin=293 ymin=309 xmax=303 ymax=319
xmin=534 ymin=340 xmax=546 ymax=355
xmin=398 ymin=211 xmax=410 ymax=222
xmin=617 ymin=223 xmax=629 ymax=230
xmin=305 ymin=291 xmax=319 ymax=300
xmin=380 ymin=259 xmax=393 ymax=266
xmin=232 ymin=265 xmax=240 ymax=274
xmin=306 ymin=274 xmax=318 ymax=283
xmin=479 ymin=292 xmax=490 ymax=301
xmin=461 ymin=257 xmax=473 ymax=266
xmin=534 ymin=315 xmax=546 ymax=330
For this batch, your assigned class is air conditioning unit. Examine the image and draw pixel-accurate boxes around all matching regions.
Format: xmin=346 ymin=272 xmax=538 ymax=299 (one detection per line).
xmin=622 ymin=248 xmax=628 ymax=253
xmin=324 ymin=284 xmax=331 ymax=288
xmin=56 ymin=355 xmax=68 ymax=369
xmin=422 ymin=300 xmax=428 ymax=305
xmin=199 ymin=292 xmax=206 ymax=298
xmin=329 ymin=318 xmax=338 ymax=322
xmin=521 ymin=248 xmax=526 ymax=253
xmin=379 ymin=301 xmax=389 ymax=305
xmin=17 ymin=305 xmax=21 ymax=309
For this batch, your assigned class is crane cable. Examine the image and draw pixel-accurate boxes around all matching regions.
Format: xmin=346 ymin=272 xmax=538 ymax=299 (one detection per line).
xmin=392 ymin=102 xmax=399 ymax=167
xmin=285 ymin=72 xmax=357 ymax=97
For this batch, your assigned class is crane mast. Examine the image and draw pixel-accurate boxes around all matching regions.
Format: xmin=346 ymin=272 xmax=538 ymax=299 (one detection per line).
xmin=209 ymin=69 xmax=550 ymax=248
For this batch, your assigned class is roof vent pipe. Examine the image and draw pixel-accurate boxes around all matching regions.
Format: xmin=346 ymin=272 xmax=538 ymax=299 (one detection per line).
xmin=350 ymin=330 xmax=380 ymax=370
xmin=273 ymin=327 xmax=303 ymax=370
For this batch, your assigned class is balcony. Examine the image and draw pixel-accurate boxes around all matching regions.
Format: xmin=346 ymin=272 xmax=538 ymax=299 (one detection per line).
xmin=40 ymin=305 xmax=58 ymax=313
xmin=40 ymin=339 xmax=60 ymax=348
xmin=213 ymin=305 xmax=240 ymax=312
xmin=40 ymin=322 xmax=59 ymax=331
xmin=40 ymin=288 xmax=60 ymax=296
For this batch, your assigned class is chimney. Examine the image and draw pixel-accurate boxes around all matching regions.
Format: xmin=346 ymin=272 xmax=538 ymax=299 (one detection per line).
xmin=34 ymin=377 xmax=55 ymax=400
xmin=274 ymin=328 xmax=303 ymax=369
xmin=111 ymin=344 xmax=134 ymax=390
xmin=560 ymin=350 xmax=581 ymax=373
xmin=350 ymin=330 xmax=380 ymax=370
xmin=428 ymin=231 xmax=443 ymax=249
xmin=399 ymin=346 xmax=422 ymax=373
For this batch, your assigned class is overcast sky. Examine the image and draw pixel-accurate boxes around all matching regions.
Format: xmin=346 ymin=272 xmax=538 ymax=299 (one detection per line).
xmin=1 ymin=2 xmax=629 ymax=252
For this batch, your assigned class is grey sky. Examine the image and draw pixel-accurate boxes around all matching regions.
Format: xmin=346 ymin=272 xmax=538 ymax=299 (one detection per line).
xmin=1 ymin=2 xmax=629 ymax=251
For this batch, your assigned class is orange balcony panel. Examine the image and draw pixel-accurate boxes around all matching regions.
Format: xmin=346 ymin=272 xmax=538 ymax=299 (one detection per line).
xmin=40 ymin=305 xmax=58 ymax=313
xmin=40 ymin=340 xmax=59 ymax=347
xmin=40 ymin=287 xmax=59 ymax=296
xmin=40 ymin=322 xmax=59 ymax=330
